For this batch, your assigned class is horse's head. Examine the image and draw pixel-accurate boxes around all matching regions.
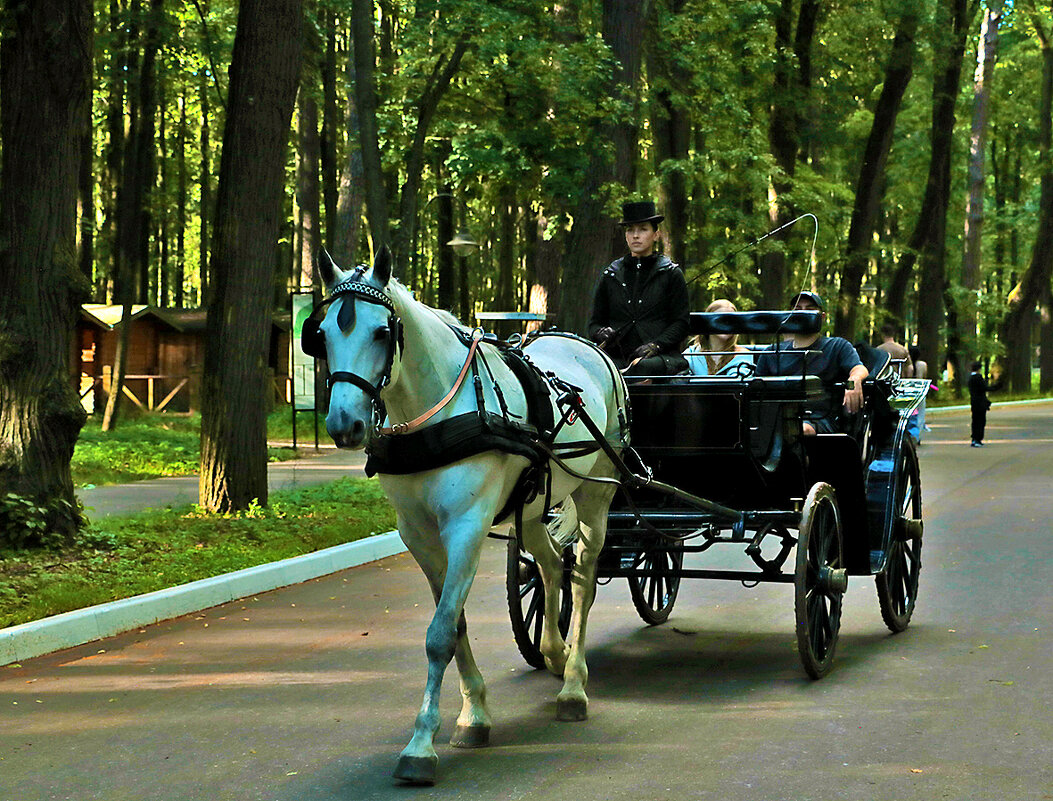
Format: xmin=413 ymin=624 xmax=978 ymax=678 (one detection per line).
xmin=303 ymin=246 xmax=402 ymax=449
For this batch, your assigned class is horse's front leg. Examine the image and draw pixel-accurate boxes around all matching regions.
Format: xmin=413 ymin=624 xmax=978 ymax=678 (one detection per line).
xmin=394 ymin=522 xmax=488 ymax=785
xmin=556 ymin=480 xmax=617 ymax=722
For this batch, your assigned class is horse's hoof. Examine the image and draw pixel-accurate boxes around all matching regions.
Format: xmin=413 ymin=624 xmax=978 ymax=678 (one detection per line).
xmin=450 ymin=724 xmax=490 ymax=748
xmin=393 ymin=755 xmax=437 ymax=785
xmin=556 ymin=696 xmax=588 ymax=722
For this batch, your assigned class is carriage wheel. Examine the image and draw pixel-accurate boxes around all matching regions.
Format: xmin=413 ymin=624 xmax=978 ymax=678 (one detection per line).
xmin=794 ymin=482 xmax=847 ymax=679
xmin=506 ymin=537 xmax=573 ymax=669
xmin=876 ymin=438 xmax=923 ymax=633
xmin=628 ymin=545 xmax=684 ymax=625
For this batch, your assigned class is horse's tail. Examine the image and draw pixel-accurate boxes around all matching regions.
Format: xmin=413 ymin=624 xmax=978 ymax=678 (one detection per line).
xmin=547 ymin=497 xmax=580 ymax=549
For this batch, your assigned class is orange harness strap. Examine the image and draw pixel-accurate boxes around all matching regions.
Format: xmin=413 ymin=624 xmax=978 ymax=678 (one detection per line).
xmin=378 ymin=332 xmax=483 ymax=436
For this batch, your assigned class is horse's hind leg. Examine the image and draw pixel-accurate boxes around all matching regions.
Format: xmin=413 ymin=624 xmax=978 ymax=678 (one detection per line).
xmin=520 ymin=515 xmax=571 ymax=675
xmin=556 ymin=478 xmax=617 ymax=722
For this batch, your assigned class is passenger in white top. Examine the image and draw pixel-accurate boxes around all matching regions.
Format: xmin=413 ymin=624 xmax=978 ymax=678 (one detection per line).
xmin=684 ymin=299 xmax=754 ymax=377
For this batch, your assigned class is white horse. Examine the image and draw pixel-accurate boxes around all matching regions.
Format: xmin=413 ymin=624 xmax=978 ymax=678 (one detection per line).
xmin=308 ymin=247 xmax=628 ymax=785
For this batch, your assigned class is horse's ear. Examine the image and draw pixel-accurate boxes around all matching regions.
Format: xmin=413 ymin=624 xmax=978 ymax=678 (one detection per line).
xmin=318 ymin=248 xmax=339 ymax=290
xmin=373 ymin=245 xmax=392 ymax=286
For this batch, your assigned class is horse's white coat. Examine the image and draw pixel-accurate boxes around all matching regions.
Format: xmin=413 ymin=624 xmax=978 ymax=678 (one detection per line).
xmin=317 ymin=249 xmax=627 ymax=784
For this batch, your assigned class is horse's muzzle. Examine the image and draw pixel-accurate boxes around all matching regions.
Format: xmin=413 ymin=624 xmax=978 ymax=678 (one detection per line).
xmin=328 ymin=417 xmax=367 ymax=449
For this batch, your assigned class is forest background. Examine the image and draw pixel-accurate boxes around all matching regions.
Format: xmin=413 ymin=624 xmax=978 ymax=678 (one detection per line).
xmin=1 ymin=0 xmax=1052 ymax=541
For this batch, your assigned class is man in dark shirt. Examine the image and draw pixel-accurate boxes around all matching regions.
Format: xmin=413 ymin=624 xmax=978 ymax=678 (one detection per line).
xmin=968 ymin=360 xmax=991 ymax=447
xmin=588 ymin=200 xmax=690 ymax=375
xmin=755 ymin=291 xmax=868 ymax=435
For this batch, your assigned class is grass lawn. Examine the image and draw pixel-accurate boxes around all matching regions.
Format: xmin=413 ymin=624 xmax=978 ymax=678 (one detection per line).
xmin=0 ymin=477 xmax=396 ymax=629
xmin=72 ymin=409 xmax=311 ymax=487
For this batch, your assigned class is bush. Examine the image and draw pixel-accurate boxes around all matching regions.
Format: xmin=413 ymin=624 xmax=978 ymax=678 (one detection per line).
xmin=0 ymin=493 xmax=76 ymax=549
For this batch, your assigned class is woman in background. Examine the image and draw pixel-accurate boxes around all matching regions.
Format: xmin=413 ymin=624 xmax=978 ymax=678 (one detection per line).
xmin=684 ymin=299 xmax=753 ymax=377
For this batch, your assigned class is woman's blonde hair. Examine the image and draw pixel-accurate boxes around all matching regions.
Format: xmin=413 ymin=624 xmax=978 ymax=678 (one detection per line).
xmin=696 ymin=299 xmax=740 ymax=374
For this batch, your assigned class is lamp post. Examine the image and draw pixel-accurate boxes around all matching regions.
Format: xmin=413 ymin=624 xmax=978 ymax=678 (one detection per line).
xmin=417 ymin=192 xmax=478 ymax=311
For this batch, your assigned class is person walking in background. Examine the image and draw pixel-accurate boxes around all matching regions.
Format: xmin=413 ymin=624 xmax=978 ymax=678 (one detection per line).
xmin=968 ymin=360 xmax=992 ymax=447
xmin=876 ymin=323 xmax=913 ymax=377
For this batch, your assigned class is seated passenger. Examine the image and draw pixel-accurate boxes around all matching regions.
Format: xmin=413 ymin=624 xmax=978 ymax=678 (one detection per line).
xmin=754 ymin=291 xmax=868 ymax=436
xmin=684 ymin=299 xmax=754 ymax=377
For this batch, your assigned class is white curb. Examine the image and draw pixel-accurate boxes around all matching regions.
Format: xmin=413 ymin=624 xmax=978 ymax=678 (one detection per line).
xmin=0 ymin=531 xmax=406 ymax=667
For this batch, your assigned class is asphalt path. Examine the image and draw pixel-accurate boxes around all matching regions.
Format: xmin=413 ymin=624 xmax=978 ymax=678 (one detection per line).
xmin=2 ymin=402 xmax=1051 ymax=800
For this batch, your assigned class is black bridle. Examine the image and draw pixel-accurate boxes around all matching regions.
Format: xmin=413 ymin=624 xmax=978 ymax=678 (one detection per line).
xmin=300 ymin=276 xmax=403 ymax=421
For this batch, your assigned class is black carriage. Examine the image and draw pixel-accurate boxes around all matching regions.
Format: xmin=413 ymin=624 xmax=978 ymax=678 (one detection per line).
xmin=506 ymin=309 xmax=927 ymax=679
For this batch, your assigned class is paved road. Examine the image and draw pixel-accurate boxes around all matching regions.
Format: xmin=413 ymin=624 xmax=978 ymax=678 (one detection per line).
xmin=3 ymin=403 xmax=1051 ymax=800
xmin=78 ymin=444 xmax=369 ymax=518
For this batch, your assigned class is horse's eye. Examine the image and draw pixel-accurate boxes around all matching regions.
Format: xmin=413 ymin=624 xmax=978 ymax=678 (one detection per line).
xmin=373 ymin=326 xmax=390 ymax=342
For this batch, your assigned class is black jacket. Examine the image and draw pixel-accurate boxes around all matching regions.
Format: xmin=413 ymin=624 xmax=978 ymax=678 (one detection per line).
xmin=587 ymin=253 xmax=690 ymax=361
xmin=968 ymin=371 xmax=990 ymax=409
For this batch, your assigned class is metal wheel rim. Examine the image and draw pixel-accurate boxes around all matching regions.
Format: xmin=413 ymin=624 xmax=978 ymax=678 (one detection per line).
xmin=795 ymin=485 xmax=844 ymax=678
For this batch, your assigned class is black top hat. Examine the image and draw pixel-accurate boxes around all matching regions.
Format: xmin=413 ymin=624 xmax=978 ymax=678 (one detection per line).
xmin=618 ymin=200 xmax=664 ymax=226
xmin=789 ymin=290 xmax=825 ymax=311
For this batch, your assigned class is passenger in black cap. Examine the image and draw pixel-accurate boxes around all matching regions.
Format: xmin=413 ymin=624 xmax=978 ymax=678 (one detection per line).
xmin=587 ymin=200 xmax=690 ymax=375
xmin=755 ymin=290 xmax=868 ymax=435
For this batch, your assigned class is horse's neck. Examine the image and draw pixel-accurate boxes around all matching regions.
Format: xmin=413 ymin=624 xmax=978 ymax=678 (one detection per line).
xmin=383 ymin=297 xmax=469 ymax=423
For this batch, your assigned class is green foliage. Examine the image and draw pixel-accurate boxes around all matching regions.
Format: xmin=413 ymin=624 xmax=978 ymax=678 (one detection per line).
xmin=0 ymin=494 xmax=77 ymax=550
xmin=71 ymin=412 xmax=305 ymax=487
xmin=0 ymin=476 xmax=396 ymax=628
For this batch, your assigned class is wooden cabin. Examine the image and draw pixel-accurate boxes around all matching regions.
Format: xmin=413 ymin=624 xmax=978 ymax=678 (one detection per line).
xmin=75 ymin=305 xmax=292 ymax=414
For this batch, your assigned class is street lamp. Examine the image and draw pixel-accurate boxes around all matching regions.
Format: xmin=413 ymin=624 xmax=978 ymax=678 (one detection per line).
xmin=446 ymin=228 xmax=478 ymax=257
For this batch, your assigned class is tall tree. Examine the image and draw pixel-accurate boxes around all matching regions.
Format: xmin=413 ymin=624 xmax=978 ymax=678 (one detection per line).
xmin=759 ymin=0 xmax=819 ymax=309
xmin=102 ymin=0 xmax=165 ymax=432
xmin=350 ymin=0 xmax=388 ymax=256
xmin=958 ymin=0 xmax=1005 ymax=370
xmin=835 ymin=7 xmax=919 ymax=339
xmin=0 ymin=0 xmax=93 ymax=541
xmin=887 ymin=0 xmax=977 ymax=375
xmin=199 ymin=0 xmax=303 ymax=513
xmin=559 ymin=0 xmax=651 ymax=334
xmin=998 ymin=6 xmax=1053 ymax=392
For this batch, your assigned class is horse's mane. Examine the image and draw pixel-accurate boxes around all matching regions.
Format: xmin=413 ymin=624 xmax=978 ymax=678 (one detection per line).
xmin=384 ymin=276 xmax=471 ymax=334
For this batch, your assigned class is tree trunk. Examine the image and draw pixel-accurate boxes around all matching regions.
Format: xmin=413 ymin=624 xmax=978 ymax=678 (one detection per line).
xmin=199 ymin=0 xmax=303 ymax=513
xmin=77 ymin=104 xmax=95 ymax=287
xmin=297 ymin=84 xmax=322 ymax=291
xmin=889 ymin=0 xmax=974 ymax=377
xmin=320 ymin=10 xmax=339 ymax=254
xmin=559 ymin=0 xmax=650 ymax=334
xmin=998 ymin=14 xmax=1053 ymax=393
xmin=333 ymin=23 xmax=366 ymax=266
xmin=105 ymin=0 xmax=164 ymax=430
xmin=496 ymin=184 xmax=517 ymax=313
xmin=959 ymin=1 xmax=1004 ymax=369
xmin=834 ymin=10 xmax=918 ymax=339
xmin=648 ymin=0 xmax=689 ymax=265
xmin=0 ymin=0 xmax=93 ymax=542
xmin=1041 ymin=289 xmax=1053 ymax=392
xmin=350 ymin=0 xmax=388 ymax=256
xmin=176 ymin=79 xmax=188 ymax=307
xmin=199 ymin=66 xmax=211 ymax=301
xmin=760 ymin=0 xmax=799 ymax=309
xmin=529 ymin=213 xmax=562 ymax=332
xmin=390 ymin=38 xmax=469 ymax=279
